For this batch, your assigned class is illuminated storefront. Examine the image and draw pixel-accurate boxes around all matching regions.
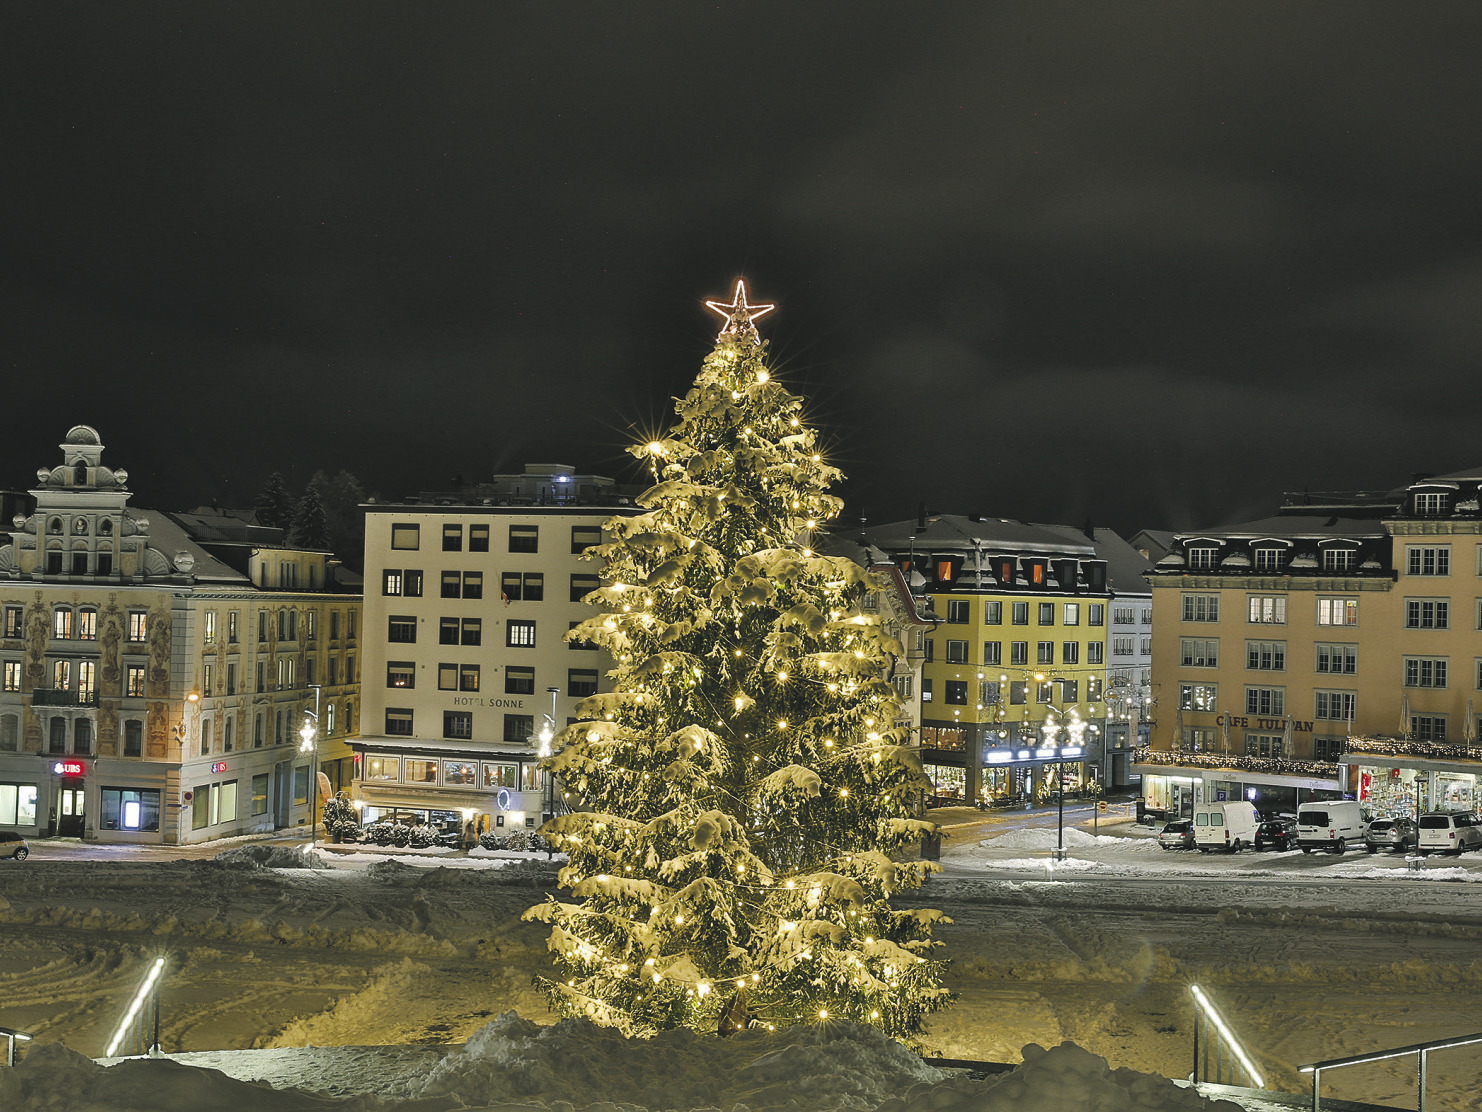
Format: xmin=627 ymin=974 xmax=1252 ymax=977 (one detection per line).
xmin=1343 ymin=738 xmax=1481 ymax=819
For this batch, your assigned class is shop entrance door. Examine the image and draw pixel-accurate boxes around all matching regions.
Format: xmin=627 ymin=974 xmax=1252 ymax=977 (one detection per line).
xmin=57 ymin=785 xmax=85 ymax=836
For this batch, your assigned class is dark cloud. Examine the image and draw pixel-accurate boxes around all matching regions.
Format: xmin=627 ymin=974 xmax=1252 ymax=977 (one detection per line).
xmin=5 ymin=3 xmax=1482 ymax=534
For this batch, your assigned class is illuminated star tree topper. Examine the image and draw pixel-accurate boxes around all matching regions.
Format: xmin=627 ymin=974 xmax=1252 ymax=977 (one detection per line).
xmin=704 ymin=278 xmax=776 ymax=341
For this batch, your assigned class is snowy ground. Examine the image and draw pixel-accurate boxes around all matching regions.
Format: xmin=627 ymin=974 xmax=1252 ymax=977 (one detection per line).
xmin=2 ymin=813 xmax=1480 ymax=1112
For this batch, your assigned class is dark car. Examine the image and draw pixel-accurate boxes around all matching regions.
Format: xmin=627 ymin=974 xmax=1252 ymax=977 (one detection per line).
xmin=1158 ymin=820 xmax=1195 ymax=850
xmin=0 ymin=831 xmax=29 ymax=861
xmin=1365 ymin=817 xmax=1417 ymax=853
xmin=1254 ymin=816 xmax=1298 ymax=851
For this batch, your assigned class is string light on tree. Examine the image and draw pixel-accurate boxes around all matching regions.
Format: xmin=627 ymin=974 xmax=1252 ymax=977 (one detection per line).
xmin=524 ymin=279 xmax=951 ymax=1043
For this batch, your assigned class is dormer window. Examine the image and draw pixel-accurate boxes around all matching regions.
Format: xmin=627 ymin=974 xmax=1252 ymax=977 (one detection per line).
xmin=1253 ymin=546 xmax=1285 ymax=572
xmin=1187 ymin=546 xmax=1219 ymax=570
xmin=1414 ymin=491 xmax=1449 ymax=517
xmin=1322 ymin=548 xmax=1357 ymax=572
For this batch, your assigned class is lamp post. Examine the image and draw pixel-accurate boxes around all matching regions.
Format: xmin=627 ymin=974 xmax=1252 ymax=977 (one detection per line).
xmin=1041 ymin=712 xmax=1066 ymax=860
xmin=0 ymin=1025 xmax=32 ymax=1067
xmin=538 ymin=686 xmax=560 ymax=823
xmin=299 ymin=683 xmax=322 ymax=847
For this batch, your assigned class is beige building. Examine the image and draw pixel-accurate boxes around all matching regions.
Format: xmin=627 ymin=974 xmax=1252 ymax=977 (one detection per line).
xmin=354 ymin=496 xmax=637 ymax=835
xmin=1140 ymin=471 xmax=1482 ymax=818
xmin=0 ymin=426 xmax=361 ymax=844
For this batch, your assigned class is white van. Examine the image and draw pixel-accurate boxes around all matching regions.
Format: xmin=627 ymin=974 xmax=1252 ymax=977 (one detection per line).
xmin=1297 ymin=800 xmax=1366 ymax=854
xmin=1416 ymin=811 xmax=1482 ymax=856
xmin=1192 ymin=802 xmax=1260 ymax=853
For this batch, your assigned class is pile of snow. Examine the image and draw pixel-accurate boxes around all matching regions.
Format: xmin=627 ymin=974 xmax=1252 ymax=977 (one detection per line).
xmin=979 ymin=827 xmax=1156 ymax=852
xmin=2 ymin=1015 xmax=1254 ymax=1112
xmin=214 ymin=843 xmax=335 ymax=869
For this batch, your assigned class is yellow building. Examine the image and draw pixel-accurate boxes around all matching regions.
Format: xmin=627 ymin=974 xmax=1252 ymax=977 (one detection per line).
xmin=862 ymin=515 xmax=1137 ymax=805
xmin=0 ymin=426 xmax=361 ymax=844
xmin=1142 ymin=472 xmax=1482 ymax=818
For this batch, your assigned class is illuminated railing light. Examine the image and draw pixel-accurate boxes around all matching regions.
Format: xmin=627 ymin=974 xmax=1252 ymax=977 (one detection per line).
xmin=105 ymin=956 xmax=165 ymax=1058
xmin=1190 ymin=984 xmax=1264 ymax=1088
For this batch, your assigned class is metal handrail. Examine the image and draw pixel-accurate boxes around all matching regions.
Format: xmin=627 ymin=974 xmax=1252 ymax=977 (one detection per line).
xmin=1299 ymin=1031 xmax=1482 ymax=1112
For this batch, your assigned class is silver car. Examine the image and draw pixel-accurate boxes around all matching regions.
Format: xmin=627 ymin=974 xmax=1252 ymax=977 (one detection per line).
xmin=0 ymin=831 xmax=29 ymax=861
xmin=1158 ymin=820 xmax=1195 ymax=850
xmin=1364 ymin=817 xmax=1417 ymax=853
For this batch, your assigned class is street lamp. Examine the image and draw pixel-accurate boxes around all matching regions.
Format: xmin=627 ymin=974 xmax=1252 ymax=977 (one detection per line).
xmin=539 ymin=687 xmax=560 ymax=821
xmin=1041 ymin=712 xmax=1067 ymax=861
xmin=0 ymin=1025 xmax=32 ymax=1068
xmin=299 ymin=684 xmax=322 ymax=848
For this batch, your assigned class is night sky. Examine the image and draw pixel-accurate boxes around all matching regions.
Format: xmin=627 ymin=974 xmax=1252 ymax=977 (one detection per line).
xmin=7 ymin=4 xmax=1482 ymax=536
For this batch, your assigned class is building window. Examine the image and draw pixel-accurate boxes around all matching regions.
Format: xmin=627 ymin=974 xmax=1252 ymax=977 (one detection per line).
xmin=1037 ymin=641 xmax=1054 ymax=665
xmin=1413 ymin=491 xmax=1449 ymax=516
xmin=568 ymin=668 xmax=598 ymax=697
xmin=923 ymin=639 xmax=933 ymax=662
xmin=127 ymin=611 xmax=148 ymax=641
xmin=1087 ymin=603 xmax=1104 ymax=626
xmin=123 ymin=719 xmax=143 ymax=757
xmin=1182 ymin=594 xmax=1219 ymax=622
xmin=1317 ymin=597 xmax=1358 ymax=626
xmin=945 ymin=640 xmax=969 ymax=664
xmin=1245 ymin=686 xmax=1285 ymax=716
xmin=1405 ymin=599 xmax=1449 ymax=629
xmin=53 ymin=608 xmax=73 ymax=639
xmin=1010 ymin=641 xmax=1028 ymax=666
xmin=983 ymin=641 xmax=1001 ymax=665
xmin=1087 ymin=641 xmax=1104 ymax=664
xmin=1011 ymin=602 xmax=1029 ymax=625
xmin=1403 ymin=657 xmax=1448 ymax=688
xmin=439 ymin=618 xmax=459 ymax=644
xmin=1315 ymin=691 xmax=1355 ymax=721
xmin=461 ymin=571 xmax=483 ymax=599
xmin=469 ymin=524 xmax=490 ymax=552
xmin=1253 ymin=547 xmax=1285 ymax=572
xmin=507 ymin=620 xmax=536 ymax=647
xmin=980 ymin=679 xmax=1000 ymax=705
xmin=570 ymin=574 xmax=600 ymax=602
xmin=461 ymin=618 xmax=481 ymax=645
xmin=946 ymin=600 xmax=969 ymax=624
xmin=99 ymin=787 xmax=160 ymax=832
xmin=504 ymin=714 xmax=535 ymax=742
xmin=1411 ymin=714 xmax=1447 ymax=741
xmin=945 ymin=680 xmax=968 ymax=705
xmin=922 ymin=678 xmax=933 ymax=703
xmin=1247 ymin=595 xmax=1286 ymax=624
xmin=893 ymin=674 xmax=914 ymax=700
xmin=984 ymin=601 xmax=1002 ymax=625
xmin=438 ymin=663 xmax=458 ymax=691
xmin=1063 ymin=603 xmax=1079 ymax=626
xmin=276 ymin=657 xmax=295 ymax=690
xmin=501 ymin=572 xmax=523 ymax=601
xmin=2 ymin=606 xmax=22 ymax=639
xmin=505 ymin=665 xmax=535 ymax=695
xmin=1246 ymin=640 xmax=1285 ymax=671
xmin=2 ymin=661 xmax=19 ymax=692
xmin=510 ymin=525 xmax=539 ymax=553
xmin=387 ymin=661 xmax=415 ymax=689
xmin=52 ymin=660 xmax=72 ymax=690
xmin=1180 ymin=639 xmax=1218 ymax=667
xmin=1245 ymin=733 xmax=1285 ymax=759
xmin=202 ymin=663 xmax=214 ymax=696
xmin=516 ymin=573 xmax=540 ymax=601
xmin=1322 ymin=548 xmax=1357 ymax=573
xmin=1038 ymin=602 xmax=1055 ymax=625
xmin=385 ymin=708 xmax=414 ymax=736
xmin=1061 ymin=642 xmax=1079 ymax=664
xmin=1407 ymin=545 xmax=1450 ymax=576
xmin=571 ymin=525 xmax=603 ymax=554
xmin=441 ymin=571 xmax=461 ymax=598
xmin=387 ymin=616 xmax=417 ymax=643
xmin=203 ymin=610 xmax=216 ymax=645
xmin=1315 ymin=642 xmax=1357 ymax=675
xmin=391 ymin=524 xmax=420 ymax=550
xmin=1187 ymin=547 xmax=1218 ymax=570
xmin=442 ymin=524 xmax=463 ymax=551
xmin=459 ymin=664 xmax=480 ymax=692
xmin=1111 ymin=636 xmax=1134 ymax=656
xmin=443 ymin=711 xmax=474 ymax=740
xmin=1113 ymin=607 xmax=1135 ymax=625
xmin=383 ymin=570 xmax=404 ymax=595
xmin=48 ymin=716 xmax=67 ymax=754
xmin=1313 ymin=734 xmax=1343 ymax=761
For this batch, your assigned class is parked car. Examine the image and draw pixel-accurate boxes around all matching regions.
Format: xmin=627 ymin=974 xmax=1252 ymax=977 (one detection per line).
xmin=1158 ymin=820 xmax=1195 ymax=850
xmin=1254 ymin=816 xmax=1298 ymax=851
xmin=0 ymin=831 xmax=29 ymax=861
xmin=1364 ymin=817 xmax=1417 ymax=853
xmin=1417 ymin=812 xmax=1482 ymax=856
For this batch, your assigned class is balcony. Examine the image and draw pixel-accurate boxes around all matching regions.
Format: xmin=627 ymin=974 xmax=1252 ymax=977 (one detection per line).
xmin=32 ymin=688 xmax=99 ymax=707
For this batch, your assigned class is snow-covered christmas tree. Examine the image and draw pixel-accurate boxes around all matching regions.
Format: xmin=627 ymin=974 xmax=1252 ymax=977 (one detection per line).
xmin=524 ymin=281 xmax=951 ymax=1041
